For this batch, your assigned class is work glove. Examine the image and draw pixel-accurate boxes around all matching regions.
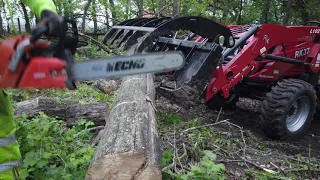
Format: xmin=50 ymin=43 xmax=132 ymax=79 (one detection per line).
xmin=34 ymin=10 xmax=63 ymax=37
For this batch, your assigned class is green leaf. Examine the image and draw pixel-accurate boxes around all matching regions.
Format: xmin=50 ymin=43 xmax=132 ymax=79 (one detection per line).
xmin=43 ymin=152 xmax=52 ymax=159
xmin=203 ymin=150 xmax=216 ymax=160
xmin=36 ymin=159 xmax=48 ymax=168
xmin=19 ymin=169 xmax=29 ymax=180
xmin=23 ymin=157 xmax=38 ymax=167
xmin=213 ymin=164 xmax=225 ymax=171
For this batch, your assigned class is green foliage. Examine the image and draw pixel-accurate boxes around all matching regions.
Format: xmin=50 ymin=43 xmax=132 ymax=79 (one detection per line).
xmin=156 ymin=111 xmax=183 ymax=127
xmin=186 ymin=118 xmax=201 ymax=128
xmin=15 ymin=113 xmax=95 ymax=179
xmin=6 ymin=82 xmax=114 ymax=105
xmin=162 ymin=148 xmax=174 ymax=168
xmin=167 ymin=150 xmax=226 ymax=180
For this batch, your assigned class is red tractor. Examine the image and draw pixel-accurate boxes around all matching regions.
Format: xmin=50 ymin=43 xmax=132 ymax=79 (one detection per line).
xmin=103 ymin=16 xmax=320 ymax=140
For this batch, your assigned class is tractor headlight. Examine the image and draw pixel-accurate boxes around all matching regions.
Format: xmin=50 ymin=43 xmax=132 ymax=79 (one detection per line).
xmin=219 ymin=36 xmax=225 ymax=46
xmin=229 ymin=36 xmax=235 ymax=47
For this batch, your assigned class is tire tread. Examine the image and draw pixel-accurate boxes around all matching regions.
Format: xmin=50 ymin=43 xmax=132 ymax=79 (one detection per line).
xmin=260 ymin=78 xmax=317 ymax=140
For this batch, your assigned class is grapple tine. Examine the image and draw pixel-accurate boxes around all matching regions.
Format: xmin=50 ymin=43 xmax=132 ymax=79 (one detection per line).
xmin=103 ymin=18 xmax=137 ymax=44
xmin=114 ymin=18 xmax=157 ymax=48
xmin=106 ymin=18 xmax=147 ymax=47
xmin=123 ymin=17 xmax=171 ymax=50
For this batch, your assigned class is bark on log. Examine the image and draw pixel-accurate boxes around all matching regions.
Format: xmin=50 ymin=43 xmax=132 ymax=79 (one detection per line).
xmin=85 ymin=74 xmax=161 ymax=180
xmin=14 ymin=97 xmax=109 ymax=126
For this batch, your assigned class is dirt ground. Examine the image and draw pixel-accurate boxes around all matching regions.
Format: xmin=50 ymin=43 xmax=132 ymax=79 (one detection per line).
xmin=156 ymin=94 xmax=320 ymax=179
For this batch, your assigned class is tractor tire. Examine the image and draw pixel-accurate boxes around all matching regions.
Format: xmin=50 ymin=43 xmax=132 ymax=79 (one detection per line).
xmin=260 ymin=78 xmax=317 ymax=140
xmin=205 ymin=93 xmax=239 ymax=111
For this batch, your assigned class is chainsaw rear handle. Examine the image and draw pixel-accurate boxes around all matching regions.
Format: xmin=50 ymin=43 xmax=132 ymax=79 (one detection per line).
xmin=8 ymin=17 xmax=78 ymax=73
xmin=30 ymin=26 xmax=49 ymax=43
xmin=8 ymin=26 xmax=50 ymax=73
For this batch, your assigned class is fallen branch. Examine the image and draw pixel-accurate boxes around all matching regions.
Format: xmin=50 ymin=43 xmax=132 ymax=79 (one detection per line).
xmin=78 ymin=32 xmax=119 ymax=55
xmin=162 ymin=143 xmax=187 ymax=172
xmin=74 ymin=126 xmax=105 ymax=138
xmin=242 ymin=158 xmax=277 ymax=174
xmin=222 ymin=120 xmax=249 ymax=169
xmin=182 ymin=119 xmax=230 ymax=133
xmin=14 ymin=97 xmax=109 ymax=126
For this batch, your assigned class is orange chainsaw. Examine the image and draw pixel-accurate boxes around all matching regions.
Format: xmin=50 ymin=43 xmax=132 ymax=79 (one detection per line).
xmin=0 ymin=17 xmax=185 ymax=90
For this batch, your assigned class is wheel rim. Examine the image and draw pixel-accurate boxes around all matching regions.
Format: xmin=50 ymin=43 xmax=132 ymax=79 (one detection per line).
xmin=286 ymin=96 xmax=310 ymax=132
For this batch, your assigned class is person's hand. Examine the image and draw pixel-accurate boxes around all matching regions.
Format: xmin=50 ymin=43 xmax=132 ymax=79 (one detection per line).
xmin=35 ymin=10 xmax=63 ymax=37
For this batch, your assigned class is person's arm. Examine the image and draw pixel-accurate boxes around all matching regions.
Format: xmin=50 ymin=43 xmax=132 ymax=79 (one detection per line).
xmin=21 ymin=0 xmax=57 ymax=18
xmin=22 ymin=0 xmax=62 ymax=37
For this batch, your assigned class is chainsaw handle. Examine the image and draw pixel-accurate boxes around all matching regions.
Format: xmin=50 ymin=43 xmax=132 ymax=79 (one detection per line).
xmin=8 ymin=16 xmax=78 ymax=74
xmin=30 ymin=26 xmax=49 ymax=43
xmin=8 ymin=26 xmax=49 ymax=72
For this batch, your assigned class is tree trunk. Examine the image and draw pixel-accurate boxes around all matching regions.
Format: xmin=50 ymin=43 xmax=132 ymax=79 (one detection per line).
xmin=158 ymin=0 xmax=166 ymax=16
xmin=20 ymin=1 xmax=31 ymax=33
xmin=282 ymin=0 xmax=292 ymax=25
xmin=213 ymin=0 xmax=217 ymax=15
xmin=274 ymin=2 xmax=278 ymax=23
xmin=5 ymin=0 xmax=17 ymax=34
xmin=172 ymin=0 xmax=180 ymax=16
xmin=236 ymin=0 xmax=243 ymax=24
xmin=14 ymin=97 xmax=109 ymax=127
xmin=2 ymin=0 xmax=8 ymax=35
xmin=221 ymin=0 xmax=230 ymax=23
xmin=82 ymin=0 xmax=92 ymax=32
xmin=0 ymin=3 xmax=3 ymax=36
xmin=137 ymin=0 xmax=144 ymax=17
xmin=260 ymin=0 xmax=271 ymax=24
xmin=92 ymin=0 xmax=97 ymax=34
xmin=108 ymin=0 xmax=116 ymax=24
xmin=125 ymin=0 xmax=130 ymax=19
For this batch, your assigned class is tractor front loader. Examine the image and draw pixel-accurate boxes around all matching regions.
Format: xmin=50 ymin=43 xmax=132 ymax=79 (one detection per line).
xmin=104 ymin=16 xmax=320 ymax=140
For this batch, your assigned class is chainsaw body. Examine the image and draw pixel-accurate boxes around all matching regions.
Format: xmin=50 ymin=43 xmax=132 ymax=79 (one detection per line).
xmin=0 ymin=18 xmax=186 ymax=90
xmin=0 ymin=35 xmax=72 ymax=89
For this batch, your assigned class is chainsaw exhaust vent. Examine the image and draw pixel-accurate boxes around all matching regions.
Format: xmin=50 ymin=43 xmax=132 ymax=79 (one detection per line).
xmin=103 ymin=16 xmax=235 ymax=92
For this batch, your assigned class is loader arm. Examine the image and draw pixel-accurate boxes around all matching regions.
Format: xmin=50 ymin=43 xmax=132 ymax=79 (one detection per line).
xmin=205 ymin=24 xmax=320 ymax=102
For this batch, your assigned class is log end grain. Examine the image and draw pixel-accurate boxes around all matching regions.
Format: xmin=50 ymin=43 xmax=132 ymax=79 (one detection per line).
xmin=85 ymin=151 xmax=161 ymax=180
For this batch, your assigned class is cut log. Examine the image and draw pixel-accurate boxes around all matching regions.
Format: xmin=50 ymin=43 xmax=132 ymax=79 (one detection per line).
xmin=85 ymin=74 xmax=161 ymax=180
xmin=93 ymin=79 xmax=120 ymax=95
xmin=14 ymin=97 xmax=109 ymax=126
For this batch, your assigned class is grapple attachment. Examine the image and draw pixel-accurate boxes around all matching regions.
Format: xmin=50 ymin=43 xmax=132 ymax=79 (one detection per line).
xmin=103 ymin=16 xmax=235 ymax=93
